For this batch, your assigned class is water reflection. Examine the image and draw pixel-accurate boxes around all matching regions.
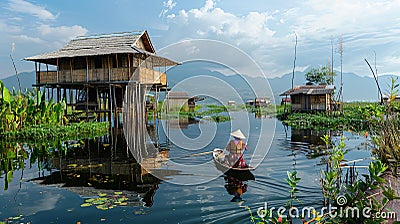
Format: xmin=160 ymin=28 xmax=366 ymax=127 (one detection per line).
xmin=0 ymin=128 xmax=169 ymax=208
xmin=225 ymin=175 xmax=248 ymax=204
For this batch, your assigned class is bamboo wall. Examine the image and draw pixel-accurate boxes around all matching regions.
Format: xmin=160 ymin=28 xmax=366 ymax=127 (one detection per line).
xmin=37 ymin=67 xmax=166 ymax=85
xmin=36 ymin=54 xmax=166 ymax=86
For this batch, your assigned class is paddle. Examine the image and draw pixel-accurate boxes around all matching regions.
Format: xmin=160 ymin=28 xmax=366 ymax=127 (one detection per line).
xmin=167 ymin=150 xmax=215 ymax=160
xmin=186 ymin=151 xmax=215 ymax=157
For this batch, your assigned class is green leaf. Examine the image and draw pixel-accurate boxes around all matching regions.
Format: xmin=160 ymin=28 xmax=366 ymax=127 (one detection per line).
xmin=2 ymin=85 xmax=11 ymax=104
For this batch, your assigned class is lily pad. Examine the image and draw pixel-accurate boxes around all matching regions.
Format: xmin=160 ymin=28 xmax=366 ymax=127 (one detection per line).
xmin=98 ymin=192 xmax=107 ymax=197
xmin=80 ymin=203 xmax=91 ymax=207
xmin=114 ymin=191 xmax=123 ymax=195
xmin=92 ymin=200 xmax=105 ymax=205
xmin=85 ymin=198 xmax=95 ymax=203
xmin=96 ymin=205 xmax=109 ymax=210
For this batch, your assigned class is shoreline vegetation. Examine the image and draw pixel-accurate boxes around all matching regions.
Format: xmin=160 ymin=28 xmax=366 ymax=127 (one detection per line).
xmin=0 ymin=81 xmax=109 ymax=141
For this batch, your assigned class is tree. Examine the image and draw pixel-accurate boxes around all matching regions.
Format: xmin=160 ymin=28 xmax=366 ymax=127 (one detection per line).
xmin=305 ymin=66 xmax=336 ymax=85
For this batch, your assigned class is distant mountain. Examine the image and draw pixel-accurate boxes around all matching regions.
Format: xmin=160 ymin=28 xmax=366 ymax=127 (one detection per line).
xmin=167 ymin=61 xmax=399 ymax=103
xmin=1 ymin=67 xmax=398 ymax=103
xmin=1 ymin=71 xmax=35 ymax=91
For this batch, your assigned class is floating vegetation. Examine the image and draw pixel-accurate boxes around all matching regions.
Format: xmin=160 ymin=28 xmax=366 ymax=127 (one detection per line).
xmin=1 ymin=122 xmax=109 ymax=141
xmin=80 ymin=192 xmax=129 ymax=211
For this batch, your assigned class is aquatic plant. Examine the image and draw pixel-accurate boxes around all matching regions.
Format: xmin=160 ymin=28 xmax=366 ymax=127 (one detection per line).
xmin=286 ymin=171 xmax=302 ymax=207
xmin=371 ymin=78 xmax=400 ymax=173
xmin=1 ymin=122 xmax=109 ymax=140
xmin=317 ymin=137 xmax=399 ymax=223
xmin=0 ymin=81 xmax=66 ymax=133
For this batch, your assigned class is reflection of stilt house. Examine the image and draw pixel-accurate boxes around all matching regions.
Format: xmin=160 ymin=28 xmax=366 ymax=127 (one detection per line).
xmin=25 ymin=31 xmax=178 ymax=125
xmin=280 ymin=85 xmax=335 ymax=112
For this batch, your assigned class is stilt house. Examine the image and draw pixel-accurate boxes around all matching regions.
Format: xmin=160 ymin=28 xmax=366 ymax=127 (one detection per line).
xmin=25 ymin=31 xmax=178 ymax=124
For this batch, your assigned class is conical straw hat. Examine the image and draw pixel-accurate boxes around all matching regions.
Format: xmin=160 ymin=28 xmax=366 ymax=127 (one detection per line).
xmin=230 ymin=129 xmax=246 ymax=139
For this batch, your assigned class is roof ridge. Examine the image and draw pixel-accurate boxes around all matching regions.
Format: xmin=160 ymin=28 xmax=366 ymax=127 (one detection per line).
xmin=75 ymin=31 xmax=144 ymax=40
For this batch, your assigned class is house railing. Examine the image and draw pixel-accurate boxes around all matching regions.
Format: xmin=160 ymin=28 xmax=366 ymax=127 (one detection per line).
xmin=36 ymin=67 xmax=166 ymax=85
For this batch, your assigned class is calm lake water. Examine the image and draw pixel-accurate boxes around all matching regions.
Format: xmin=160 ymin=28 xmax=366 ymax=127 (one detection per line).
xmin=0 ymin=111 xmax=371 ymax=223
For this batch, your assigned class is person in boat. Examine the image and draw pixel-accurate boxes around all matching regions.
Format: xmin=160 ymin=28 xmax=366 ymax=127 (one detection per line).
xmin=225 ymin=129 xmax=248 ymax=168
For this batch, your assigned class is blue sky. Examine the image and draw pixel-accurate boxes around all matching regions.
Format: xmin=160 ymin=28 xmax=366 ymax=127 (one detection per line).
xmin=1 ymin=0 xmax=399 ymax=79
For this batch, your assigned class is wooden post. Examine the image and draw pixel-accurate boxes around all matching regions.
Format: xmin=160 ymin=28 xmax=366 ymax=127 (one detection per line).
xmin=46 ymin=64 xmax=49 ymax=82
xmin=128 ymin=53 xmax=131 ymax=80
xmin=96 ymin=87 xmax=99 ymax=116
xmin=115 ymin=54 xmax=119 ymax=80
xmin=70 ymin=58 xmax=73 ymax=83
xmin=38 ymin=63 xmax=41 ymax=84
xmin=113 ymin=85 xmax=117 ymax=128
xmin=86 ymin=86 xmax=89 ymax=121
xmin=56 ymin=58 xmax=59 ymax=83
xmin=108 ymin=56 xmax=111 ymax=82
xmin=108 ymin=84 xmax=113 ymax=128
xmin=86 ymin=57 xmax=89 ymax=82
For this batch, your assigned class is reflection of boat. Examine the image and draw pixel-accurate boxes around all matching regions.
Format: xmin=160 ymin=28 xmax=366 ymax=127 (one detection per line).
xmin=213 ymin=148 xmax=255 ymax=181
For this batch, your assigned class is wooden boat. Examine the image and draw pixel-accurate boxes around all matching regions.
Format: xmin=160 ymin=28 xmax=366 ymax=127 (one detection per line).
xmin=213 ymin=148 xmax=255 ymax=181
xmin=213 ymin=148 xmax=255 ymax=171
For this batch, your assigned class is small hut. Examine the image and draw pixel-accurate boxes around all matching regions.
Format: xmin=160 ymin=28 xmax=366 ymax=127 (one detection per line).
xmin=280 ymin=85 xmax=335 ymax=112
xmin=167 ymin=92 xmax=190 ymax=112
xmin=166 ymin=92 xmax=203 ymax=112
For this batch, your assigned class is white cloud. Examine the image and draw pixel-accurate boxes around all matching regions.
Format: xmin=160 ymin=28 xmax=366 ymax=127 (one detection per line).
xmin=162 ymin=0 xmax=400 ymax=77
xmin=8 ymin=0 xmax=56 ymax=20
xmin=38 ymin=24 xmax=88 ymax=41
xmin=166 ymin=0 xmax=276 ymax=46
xmin=164 ymin=0 xmax=177 ymax=10
xmin=0 ymin=19 xmax=21 ymax=33
xmin=160 ymin=0 xmax=177 ymax=18
xmin=36 ymin=24 xmax=88 ymax=48
xmin=12 ymin=34 xmax=44 ymax=44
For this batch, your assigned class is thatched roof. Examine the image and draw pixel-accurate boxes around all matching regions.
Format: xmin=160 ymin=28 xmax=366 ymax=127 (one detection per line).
xmin=167 ymin=92 xmax=190 ymax=99
xmin=25 ymin=30 xmax=178 ymax=67
xmin=280 ymin=85 xmax=335 ymax=96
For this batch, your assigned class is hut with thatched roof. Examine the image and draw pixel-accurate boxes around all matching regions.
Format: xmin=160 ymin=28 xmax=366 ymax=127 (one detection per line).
xmin=280 ymin=85 xmax=335 ymax=112
xmin=25 ymin=30 xmax=178 ymax=124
